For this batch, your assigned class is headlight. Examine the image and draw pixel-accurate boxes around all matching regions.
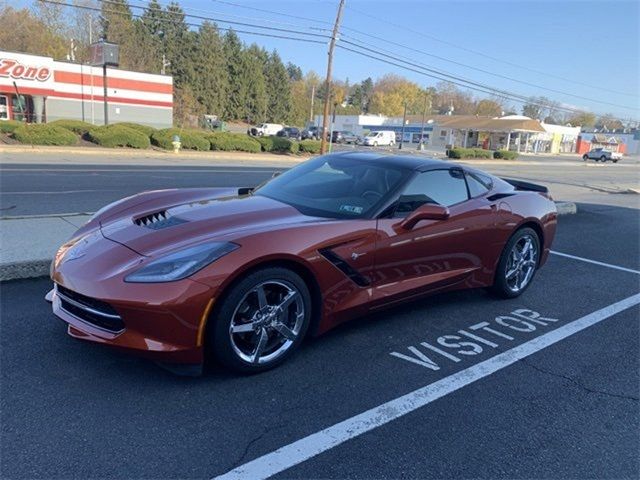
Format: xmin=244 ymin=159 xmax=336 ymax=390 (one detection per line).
xmin=124 ymin=242 xmax=239 ymax=283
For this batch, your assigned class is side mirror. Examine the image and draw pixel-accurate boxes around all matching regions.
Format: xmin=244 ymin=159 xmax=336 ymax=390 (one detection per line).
xmin=399 ymin=204 xmax=450 ymax=230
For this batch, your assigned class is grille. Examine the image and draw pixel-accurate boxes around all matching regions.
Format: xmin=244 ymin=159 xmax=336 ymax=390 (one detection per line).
xmin=56 ymin=285 xmax=125 ymax=333
xmin=134 ymin=210 xmax=187 ymax=230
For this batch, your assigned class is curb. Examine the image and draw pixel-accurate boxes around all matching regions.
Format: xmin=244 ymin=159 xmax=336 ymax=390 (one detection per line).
xmin=0 ymin=259 xmax=51 ymax=282
xmin=1 ymin=201 xmax=578 ymax=283
xmin=555 ymin=201 xmax=578 ymax=215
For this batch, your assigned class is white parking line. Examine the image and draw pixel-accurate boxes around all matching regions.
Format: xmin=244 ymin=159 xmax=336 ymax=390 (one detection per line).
xmin=214 ymin=293 xmax=640 ymax=480
xmin=551 ymin=250 xmax=640 ymax=275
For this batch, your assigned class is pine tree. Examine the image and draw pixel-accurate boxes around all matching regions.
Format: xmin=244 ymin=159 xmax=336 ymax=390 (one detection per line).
xmin=193 ymin=22 xmax=228 ymax=116
xmin=223 ymin=30 xmax=247 ymax=120
xmin=264 ymin=51 xmax=291 ymax=123
xmin=243 ymin=44 xmax=268 ymax=123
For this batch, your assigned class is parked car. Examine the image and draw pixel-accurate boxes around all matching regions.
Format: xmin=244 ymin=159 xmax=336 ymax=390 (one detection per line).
xmin=276 ymin=127 xmax=302 ymax=141
xmin=582 ymin=148 xmax=622 ymax=163
xmin=248 ymin=123 xmax=283 ymax=137
xmin=47 ymin=153 xmax=556 ymax=374
xmin=301 ymin=126 xmax=327 ymax=140
xmin=331 ymin=130 xmax=359 ymax=144
xmin=363 ymin=130 xmax=396 ymax=147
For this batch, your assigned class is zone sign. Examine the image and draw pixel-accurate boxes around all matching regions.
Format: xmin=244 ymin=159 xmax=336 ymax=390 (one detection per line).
xmin=0 ymin=58 xmax=52 ymax=82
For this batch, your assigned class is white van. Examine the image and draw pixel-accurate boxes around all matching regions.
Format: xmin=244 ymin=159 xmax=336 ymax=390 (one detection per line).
xmin=363 ymin=130 xmax=396 ymax=147
xmin=249 ymin=123 xmax=284 ymax=136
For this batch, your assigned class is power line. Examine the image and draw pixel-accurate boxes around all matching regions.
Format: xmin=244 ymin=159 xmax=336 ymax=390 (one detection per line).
xmin=337 ymin=43 xmax=638 ymax=121
xmin=97 ymin=0 xmax=330 ymax=39
xmin=39 ymin=0 xmax=328 ymax=44
xmin=210 ymin=0 xmax=335 ymax=28
xmin=339 ymin=37 xmax=636 ymax=112
xmin=343 ymin=4 xmax=637 ymax=99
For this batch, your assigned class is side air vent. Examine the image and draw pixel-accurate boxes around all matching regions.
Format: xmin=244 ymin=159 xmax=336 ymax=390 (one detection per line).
xmin=319 ymin=248 xmax=371 ymax=287
xmin=134 ymin=210 xmax=187 ymax=230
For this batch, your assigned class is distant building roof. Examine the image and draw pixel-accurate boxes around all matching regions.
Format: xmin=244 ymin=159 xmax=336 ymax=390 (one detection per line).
xmin=405 ymin=114 xmax=545 ymax=133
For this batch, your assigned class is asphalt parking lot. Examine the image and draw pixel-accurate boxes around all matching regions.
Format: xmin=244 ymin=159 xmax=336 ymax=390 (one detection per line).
xmin=1 ymin=194 xmax=639 ymax=479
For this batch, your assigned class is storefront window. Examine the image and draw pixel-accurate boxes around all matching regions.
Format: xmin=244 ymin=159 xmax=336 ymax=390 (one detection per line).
xmin=0 ymin=95 xmax=8 ymax=120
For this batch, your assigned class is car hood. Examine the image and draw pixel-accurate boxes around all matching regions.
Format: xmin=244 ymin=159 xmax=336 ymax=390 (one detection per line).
xmin=100 ymin=193 xmax=321 ymax=257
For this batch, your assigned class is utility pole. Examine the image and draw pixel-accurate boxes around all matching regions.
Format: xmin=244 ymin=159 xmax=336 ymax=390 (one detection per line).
xmin=309 ymin=84 xmax=315 ymax=123
xmin=398 ymin=102 xmax=407 ymax=150
xmin=418 ymin=90 xmax=429 ymax=151
xmin=320 ymin=0 xmax=345 ymax=154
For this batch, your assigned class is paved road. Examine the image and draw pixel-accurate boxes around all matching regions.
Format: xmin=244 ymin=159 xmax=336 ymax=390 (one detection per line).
xmin=1 ymin=202 xmax=639 ymax=479
xmin=1 ymin=152 xmax=638 ymax=215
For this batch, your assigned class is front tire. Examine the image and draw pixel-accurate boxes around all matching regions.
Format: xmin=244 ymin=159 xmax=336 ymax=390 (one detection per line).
xmin=491 ymin=227 xmax=540 ymax=298
xmin=600 ymin=155 xmax=607 ymax=162
xmin=209 ymin=267 xmax=312 ymax=373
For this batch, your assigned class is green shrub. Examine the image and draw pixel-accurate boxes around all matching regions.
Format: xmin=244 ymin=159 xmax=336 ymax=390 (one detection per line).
xmin=49 ymin=119 xmax=94 ymax=135
xmin=256 ymin=136 xmax=274 ymax=152
xmin=87 ymin=125 xmax=150 ymax=149
xmin=113 ymin=122 xmax=157 ymax=138
xmin=493 ymin=150 xmax=519 ymax=160
xmin=206 ymin=132 xmax=261 ymax=153
xmin=12 ymin=124 xmax=77 ymax=145
xmin=0 ymin=120 xmax=23 ymax=134
xmin=298 ymin=140 xmax=322 ymax=154
xmin=151 ymin=128 xmax=210 ymax=151
xmin=447 ymin=147 xmax=493 ymax=159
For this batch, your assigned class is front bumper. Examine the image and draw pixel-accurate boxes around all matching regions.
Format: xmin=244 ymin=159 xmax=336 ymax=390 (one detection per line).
xmin=50 ymin=233 xmax=216 ymax=365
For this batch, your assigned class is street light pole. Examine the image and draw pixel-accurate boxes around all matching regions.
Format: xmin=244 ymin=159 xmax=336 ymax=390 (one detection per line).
xmin=320 ymin=0 xmax=345 ymax=154
xmin=102 ymin=63 xmax=109 ymax=125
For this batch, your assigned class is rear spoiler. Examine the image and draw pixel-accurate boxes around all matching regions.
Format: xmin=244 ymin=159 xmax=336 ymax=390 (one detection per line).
xmin=502 ymin=178 xmax=549 ymax=193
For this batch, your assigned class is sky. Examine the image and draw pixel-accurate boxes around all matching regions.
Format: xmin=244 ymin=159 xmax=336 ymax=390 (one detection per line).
xmin=15 ymin=0 xmax=640 ymax=120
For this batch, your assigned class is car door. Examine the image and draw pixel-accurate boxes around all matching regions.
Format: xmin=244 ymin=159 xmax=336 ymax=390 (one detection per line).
xmin=369 ymin=168 xmax=498 ymax=309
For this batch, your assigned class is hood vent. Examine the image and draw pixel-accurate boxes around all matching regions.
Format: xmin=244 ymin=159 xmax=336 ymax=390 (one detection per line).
xmin=134 ymin=210 xmax=187 ymax=230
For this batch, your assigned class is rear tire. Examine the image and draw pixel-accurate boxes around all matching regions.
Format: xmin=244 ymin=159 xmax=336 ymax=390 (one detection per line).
xmin=491 ymin=227 xmax=540 ymax=298
xmin=209 ymin=267 xmax=312 ymax=373
xmin=582 ymin=154 xmax=588 ymax=161
xmin=600 ymin=155 xmax=607 ymax=162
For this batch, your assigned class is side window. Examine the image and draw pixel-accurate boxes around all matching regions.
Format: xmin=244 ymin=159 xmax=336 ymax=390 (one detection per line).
xmin=395 ymin=169 xmax=469 ymax=216
xmin=466 ymin=171 xmax=493 ymax=198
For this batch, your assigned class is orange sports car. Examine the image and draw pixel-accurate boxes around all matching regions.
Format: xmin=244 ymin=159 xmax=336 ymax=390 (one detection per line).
xmin=47 ymin=153 xmax=557 ymax=374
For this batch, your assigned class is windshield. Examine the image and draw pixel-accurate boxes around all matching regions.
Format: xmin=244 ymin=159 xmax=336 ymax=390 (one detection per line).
xmin=366 ymin=132 xmax=379 ymax=137
xmin=254 ymin=155 xmax=410 ymax=219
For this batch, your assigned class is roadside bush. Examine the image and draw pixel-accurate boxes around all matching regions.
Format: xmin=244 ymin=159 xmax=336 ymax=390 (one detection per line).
xmin=12 ymin=124 xmax=77 ymax=145
xmin=206 ymin=132 xmax=261 ymax=153
xmin=298 ymin=140 xmax=322 ymax=154
xmin=151 ymin=128 xmax=210 ymax=151
xmin=256 ymin=135 xmax=274 ymax=152
xmin=87 ymin=125 xmax=150 ymax=149
xmin=49 ymin=119 xmax=94 ymax=135
xmin=493 ymin=150 xmax=519 ymax=160
xmin=0 ymin=120 xmax=23 ymax=134
xmin=113 ymin=122 xmax=157 ymax=138
xmin=447 ymin=147 xmax=493 ymax=159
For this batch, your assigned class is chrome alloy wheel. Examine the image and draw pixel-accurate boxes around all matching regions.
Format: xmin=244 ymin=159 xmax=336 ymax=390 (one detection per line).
xmin=229 ymin=280 xmax=305 ymax=365
xmin=505 ymin=234 xmax=538 ymax=293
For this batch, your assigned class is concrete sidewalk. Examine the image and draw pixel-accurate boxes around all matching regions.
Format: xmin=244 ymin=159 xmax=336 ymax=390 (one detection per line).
xmin=0 ymin=213 xmax=91 ymax=281
xmin=0 ymin=204 xmax=577 ymax=282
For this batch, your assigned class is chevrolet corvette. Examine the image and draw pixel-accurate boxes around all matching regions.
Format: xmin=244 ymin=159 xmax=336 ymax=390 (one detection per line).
xmin=47 ymin=153 xmax=557 ymax=374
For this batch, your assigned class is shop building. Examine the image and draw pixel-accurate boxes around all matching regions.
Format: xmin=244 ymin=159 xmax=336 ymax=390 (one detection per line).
xmin=0 ymin=51 xmax=172 ymax=128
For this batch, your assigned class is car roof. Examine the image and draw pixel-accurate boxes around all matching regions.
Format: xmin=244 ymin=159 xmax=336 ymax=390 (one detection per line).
xmin=326 ymin=151 xmax=456 ymax=171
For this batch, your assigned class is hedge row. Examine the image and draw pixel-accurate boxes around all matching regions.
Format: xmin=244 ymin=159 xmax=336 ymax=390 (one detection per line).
xmin=3 ymin=120 xmax=323 ymax=155
xmin=447 ymin=148 xmax=493 ymax=159
xmin=256 ymin=136 xmax=299 ymax=153
xmin=87 ymin=125 xmax=150 ymax=149
xmin=49 ymin=119 xmax=94 ymax=135
xmin=206 ymin=132 xmax=261 ymax=153
xmin=12 ymin=124 xmax=77 ymax=145
xmin=151 ymin=128 xmax=210 ymax=151
xmin=493 ymin=150 xmax=519 ymax=160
